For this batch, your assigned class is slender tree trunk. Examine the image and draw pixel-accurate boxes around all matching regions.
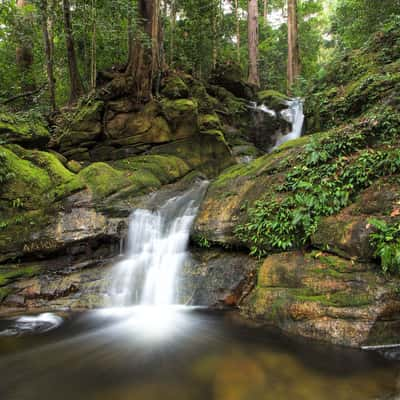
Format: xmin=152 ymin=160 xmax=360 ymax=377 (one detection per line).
xmin=287 ymin=0 xmax=301 ymax=94
xmin=247 ymin=0 xmax=260 ymax=87
xmin=39 ymin=0 xmax=56 ymax=111
xmin=212 ymin=10 xmax=217 ymax=69
xmin=169 ymin=0 xmax=176 ymax=66
xmin=90 ymin=0 xmax=97 ymax=90
xmin=263 ymin=0 xmax=268 ymax=25
xmin=62 ymin=0 xmax=84 ymax=104
xmin=126 ymin=0 xmax=161 ymax=101
xmin=16 ymin=0 xmax=35 ymax=95
xmin=234 ymin=0 xmax=240 ymax=64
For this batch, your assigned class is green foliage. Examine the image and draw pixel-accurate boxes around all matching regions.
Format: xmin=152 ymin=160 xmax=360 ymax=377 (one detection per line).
xmin=369 ymin=219 xmax=400 ymax=274
xmin=332 ymin=0 xmax=400 ymax=50
xmin=0 ymin=150 xmax=15 ymax=188
xmin=236 ymin=106 xmax=400 ymax=257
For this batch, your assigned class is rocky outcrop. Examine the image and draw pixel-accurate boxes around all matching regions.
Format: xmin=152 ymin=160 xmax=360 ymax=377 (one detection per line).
xmin=312 ymin=180 xmax=400 ymax=261
xmin=209 ymin=63 xmax=255 ymax=100
xmin=180 ymin=249 xmax=258 ymax=307
xmin=0 ymin=112 xmax=50 ymax=149
xmin=193 ymin=138 xmax=309 ymax=247
xmin=52 ymin=74 xmax=246 ymax=167
xmin=241 ymin=251 xmax=400 ymax=347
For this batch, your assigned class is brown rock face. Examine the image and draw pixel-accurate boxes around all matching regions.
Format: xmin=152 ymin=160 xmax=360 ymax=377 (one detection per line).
xmin=312 ymin=180 xmax=400 ymax=261
xmin=241 ymin=251 xmax=400 ymax=347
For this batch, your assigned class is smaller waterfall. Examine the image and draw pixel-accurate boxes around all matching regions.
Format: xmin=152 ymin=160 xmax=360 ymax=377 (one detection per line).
xmin=273 ymin=98 xmax=304 ymax=149
xmin=108 ymin=181 xmax=208 ymax=307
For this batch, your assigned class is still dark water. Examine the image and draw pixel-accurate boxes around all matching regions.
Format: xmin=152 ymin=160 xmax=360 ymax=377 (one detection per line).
xmin=0 ymin=307 xmax=398 ymax=400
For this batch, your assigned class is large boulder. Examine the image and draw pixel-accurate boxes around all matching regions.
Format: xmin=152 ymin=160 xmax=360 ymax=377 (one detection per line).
xmin=0 ymin=112 xmax=50 ymax=149
xmin=209 ymin=63 xmax=255 ymax=100
xmin=312 ymin=179 xmax=400 ymax=261
xmin=193 ymin=140 xmax=308 ymax=246
xmin=241 ymin=251 xmax=400 ymax=347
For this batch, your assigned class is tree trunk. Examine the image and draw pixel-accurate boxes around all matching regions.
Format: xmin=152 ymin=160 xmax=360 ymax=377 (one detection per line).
xmin=247 ymin=0 xmax=260 ymax=87
xmin=263 ymin=0 xmax=268 ymax=25
xmin=234 ymin=0 xmax=240 ymax=64
xmin=169 ymin=0 xmax=176 ymax=66
xmin=62 ymin=0 xmax=85 ymax=104
xmin=39 ymin=0 xmax=56 ymax=111
xmin=16 ymin=0 xmax=35 ymax=96
xmin=212 ymin=10 xmax=217 ymax=69
xmin=90 ymin=0 xmax=97 ymax=90
xmin=287 ymin=0 xmax=301 ymax=94
xmin=126 ymin=0 xmax=161 ymax=101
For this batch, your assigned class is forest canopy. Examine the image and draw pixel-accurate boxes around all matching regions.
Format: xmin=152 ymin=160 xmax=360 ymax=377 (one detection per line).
xmin=0 ymin=0 xmax=399 ymax=110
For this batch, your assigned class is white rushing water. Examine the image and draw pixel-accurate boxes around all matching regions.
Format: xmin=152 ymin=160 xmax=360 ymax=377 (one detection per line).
xmin=273 ymin=98 xmax=304 ymax=149
xmin=108 ymin=181 xmax=208 ymax=307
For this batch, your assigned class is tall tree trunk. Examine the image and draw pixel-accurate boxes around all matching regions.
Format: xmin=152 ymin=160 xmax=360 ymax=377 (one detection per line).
xmin=169 ymin=0 xmax=176 ymax=66
xmin=234 ymin=0 xmax=240 ymax=64
xmin=39 ymin=0 xmax=56 ymax=111
xmin=287 ymin=0 xmax=301 ymax=94
xmin=247 ymin=0 xmax=260 ymax=87
xmin=62 ymin=0 xmax=84 ymax=104
xmin=126 ymin=0 xmax=161 ymax=101
xmin=16 ymin=0 xmax=35 ymax=96
xmin=263 ymin=0 xmax=268 ymax=25
xmin=212 ymin=10 xmax=217 ymax=69
xmin=90 ymin=0 xmax=97 ymax=90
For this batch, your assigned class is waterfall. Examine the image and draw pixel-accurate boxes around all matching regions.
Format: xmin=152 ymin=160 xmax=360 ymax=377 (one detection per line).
xmin=108 ymin=181 xmax=208 ymax=307
xmin=273 ymin=98 xmax=304 ymax=149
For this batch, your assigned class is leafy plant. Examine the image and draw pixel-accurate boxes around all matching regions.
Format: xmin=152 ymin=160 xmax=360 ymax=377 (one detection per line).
xmin=236 ymin=145 xmax=400 ymax=257
xmin=369 ymin=218 xmax=400 ymax=274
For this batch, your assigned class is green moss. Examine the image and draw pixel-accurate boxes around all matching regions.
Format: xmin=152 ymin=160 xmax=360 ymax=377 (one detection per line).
xmin=0 ymin=264 xmax=42 ymax=287
xmin=295 ymin=291 xmax=373 ymax=308
xmin=191 ymin=81 xmax=219 ymax=113
xmin=113 ymin=155 xmax=190 ymax=184
xmin=257 ymin=90 xmax=289 ymax=110
xmin=0 ymin=145 xmax=52 ymax=209
xmin=0 ymin=112 xmax=50 ymax=148
xmin=274 ymin=135 xmax=311 ymax=152
xmin=161 ymin=76 xmax=189 ymax=99
xmin=66 ymin=160 xmax=82 ymax=173
xmin=78 ymin=162 xmax=132 ymax=199
xmin=1 ymin=145 xmax=84 ymax=205
xmin=161 ymin=98 xmax=198 ymax=122
xmin=198 ymin=114 xmax=222 ymax=131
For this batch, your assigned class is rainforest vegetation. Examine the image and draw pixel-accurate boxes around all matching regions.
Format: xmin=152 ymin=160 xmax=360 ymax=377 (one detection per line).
xmin=0 ymin=0 xmax=400 ymax=361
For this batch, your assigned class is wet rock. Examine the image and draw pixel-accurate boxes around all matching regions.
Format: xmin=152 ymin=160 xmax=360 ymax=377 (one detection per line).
xmin=241 ymin=251 xmax=400 ymax=347
xmin=180 ymin=248 xmax=258 ymax=307
xmin=312 ymin=180 xmax=400 ymax=261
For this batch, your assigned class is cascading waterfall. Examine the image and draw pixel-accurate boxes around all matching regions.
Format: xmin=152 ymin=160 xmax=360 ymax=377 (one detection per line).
xmin=250 ymin=98 xmax=304 ymax=152
xmin=273 ymin=98 xmax=304 ymax=149
xmin=108 ymin=181 xmax=208 ymax=307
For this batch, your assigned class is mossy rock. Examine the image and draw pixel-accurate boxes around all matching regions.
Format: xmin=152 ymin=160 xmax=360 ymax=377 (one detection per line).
xmin=198 ymin=114 xmax=222 ymax=132
xmin=191 ymin=81 xmax=219 ymax=113
xmin=78 ymin=163 xmax=133 ymax=200
xmin=66 ymin=160 xmax=82 ymax=173
xmin=0 ymin=112 xmax=50 ymax=149
xmin=209 ymin=63 xmax=254 ymax=99
xmin=257 ymin=90 xmax=290 ymax=111
xmin=0 ymin=145 xmax=83 ymax=210
xmin=112 ymin=155 xmax=190 ymax=185
xmin=161 ymin=76 xmax=189 ymax=99
xmin=70 ymin=100 xmax=104 ymax=132
xmin=241 ymin=250 xmax=400 ymax=347
xmin=160 ymin=98 xmax=198 ymax=124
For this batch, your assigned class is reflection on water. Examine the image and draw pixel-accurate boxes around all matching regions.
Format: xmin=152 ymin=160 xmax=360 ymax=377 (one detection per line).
xmin=0 ymin=308 xmax=399 ymax=400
